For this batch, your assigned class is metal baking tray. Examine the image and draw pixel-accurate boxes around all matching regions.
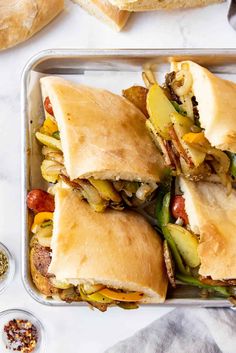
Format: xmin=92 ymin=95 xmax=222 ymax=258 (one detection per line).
xmin=21 ymin=49 xmax=236 ymax=307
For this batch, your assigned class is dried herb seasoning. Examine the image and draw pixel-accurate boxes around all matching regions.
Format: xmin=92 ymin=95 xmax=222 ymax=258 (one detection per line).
xmin=0 ymin=251 xmax=8 ymax=278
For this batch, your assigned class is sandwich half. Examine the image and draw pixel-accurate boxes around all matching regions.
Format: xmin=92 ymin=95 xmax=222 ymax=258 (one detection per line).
xmin=36 ymin=76 xmax=165 ymax=212
xmin=107 ymin=0 xmax=223 ymax=12
xmin=179 ymin=177 xmax=236 ymax=282
xmin=145 ymin=61 xmax=234 ymax=189
xmin=154 ymin=176 xmax=235 ymax=298
xmin=171 ymin=60 xmax=236 ymax=153
xmin=29 ymin=186 xmax=168 ymax=310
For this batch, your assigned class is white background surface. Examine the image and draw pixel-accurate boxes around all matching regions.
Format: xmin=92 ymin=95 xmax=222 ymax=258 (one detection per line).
xmin=0 ymin=1 xmax=235 ymax=352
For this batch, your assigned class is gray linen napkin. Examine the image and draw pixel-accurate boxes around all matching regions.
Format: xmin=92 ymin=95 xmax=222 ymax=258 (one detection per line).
xmin=105 ymin=308 xmax=236 ymax=353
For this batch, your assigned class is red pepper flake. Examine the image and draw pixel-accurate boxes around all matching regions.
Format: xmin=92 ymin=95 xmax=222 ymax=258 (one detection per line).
xmin=4 ymin=319 xmax=38 ymax=352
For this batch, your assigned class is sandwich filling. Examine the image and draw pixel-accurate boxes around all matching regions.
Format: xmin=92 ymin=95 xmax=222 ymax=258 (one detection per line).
xmin=36 ymin=96 xmax=158 ymax=212
xmin=145 ymin=63 xmax=234 ymax=191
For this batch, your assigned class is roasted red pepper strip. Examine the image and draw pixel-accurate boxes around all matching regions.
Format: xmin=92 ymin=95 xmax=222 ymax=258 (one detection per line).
xmin=44 ymin=96 xmax=54 ymax=116
xmin=171 ymin=195 xmax=189 ymax=225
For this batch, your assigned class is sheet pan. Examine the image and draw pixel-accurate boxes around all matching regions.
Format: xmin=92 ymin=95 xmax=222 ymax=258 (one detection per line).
xmin=21 ymin=49 xmax=236 ymax=307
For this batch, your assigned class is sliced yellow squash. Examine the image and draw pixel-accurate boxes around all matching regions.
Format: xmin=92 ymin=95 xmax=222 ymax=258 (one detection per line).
xmin=82 ymin=291 xmax=113 ymax=304
xmin=147 ymin=84 xmax=175 ymax=140
xmin=167 ymin=223 xmax=200 ymax=268
xmin=36 ymin=227 xmax=53 ymax=248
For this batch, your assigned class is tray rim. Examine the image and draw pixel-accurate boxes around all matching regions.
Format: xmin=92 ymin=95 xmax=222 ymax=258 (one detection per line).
xmin=21 ymin=48 xmax=236 ymax=307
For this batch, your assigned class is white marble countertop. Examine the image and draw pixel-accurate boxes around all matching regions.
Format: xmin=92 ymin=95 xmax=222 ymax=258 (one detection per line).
xmin=0 ymin=1 xmax=235 ymax=352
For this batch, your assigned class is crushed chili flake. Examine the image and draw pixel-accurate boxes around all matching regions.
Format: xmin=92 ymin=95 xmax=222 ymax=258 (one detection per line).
xmin=0 ymin=251 xmax=8 ymax=278
xmin=4 ymin=319 xmax=38 ymax=352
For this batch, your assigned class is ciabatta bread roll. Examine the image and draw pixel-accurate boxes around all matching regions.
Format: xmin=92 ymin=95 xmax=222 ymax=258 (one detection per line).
xmin=0 ymin=0 xmax=64 ymax=50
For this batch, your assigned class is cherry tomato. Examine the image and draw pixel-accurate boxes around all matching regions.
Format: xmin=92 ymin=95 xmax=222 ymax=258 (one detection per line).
xmin=27 ymin=189 xmax=55 ymax=213
xmin=171 ymin=195 xmax=189 ymax=225
xmin=44 ymin=96 xmax=54 ymax=116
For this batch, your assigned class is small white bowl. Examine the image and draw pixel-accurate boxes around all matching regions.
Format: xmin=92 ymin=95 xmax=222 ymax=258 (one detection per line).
xmin=0 ymin=309 xmax=46 ymax=353
xmin=0 ymin=243 xmax=15 ymax=295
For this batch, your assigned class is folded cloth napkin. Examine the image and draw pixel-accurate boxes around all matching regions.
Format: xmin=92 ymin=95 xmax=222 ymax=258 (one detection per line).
xmin=105 ymin=308 xmax=236 ymax=353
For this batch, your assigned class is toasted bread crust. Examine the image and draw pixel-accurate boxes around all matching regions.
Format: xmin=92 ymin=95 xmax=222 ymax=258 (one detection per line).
xmin=0 ymin=0 xmax=64 ymax=50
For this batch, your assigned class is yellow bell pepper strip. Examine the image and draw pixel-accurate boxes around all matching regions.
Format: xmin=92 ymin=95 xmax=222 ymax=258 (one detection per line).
xmin=99 ymin=288 xmax=144 ymax=302
xmin=31 ymin=212 xmax=53 ymax=233
xmin=40 ymin=116 xmax=58 ymax=136
xmin=147 ymin=84 xmax=176 ymax=140
xmin=182 ymin=132 xmax=207 ymax=144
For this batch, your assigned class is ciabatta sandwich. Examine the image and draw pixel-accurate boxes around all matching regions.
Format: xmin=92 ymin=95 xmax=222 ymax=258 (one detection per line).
xmin=154 ymin=176 xmax=235 ymax=298
xmin=171 ymin=60 xmax=236 ymax=153
xmin=145 ymin=61 xmax=234 ymax=189
xmin=36 ymin=76 xmax=165 ymax=212
xmin=29 ymin=186 xmax=168 ymax=310
xmin=179 ymin=177 xmax=236 ymax=281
